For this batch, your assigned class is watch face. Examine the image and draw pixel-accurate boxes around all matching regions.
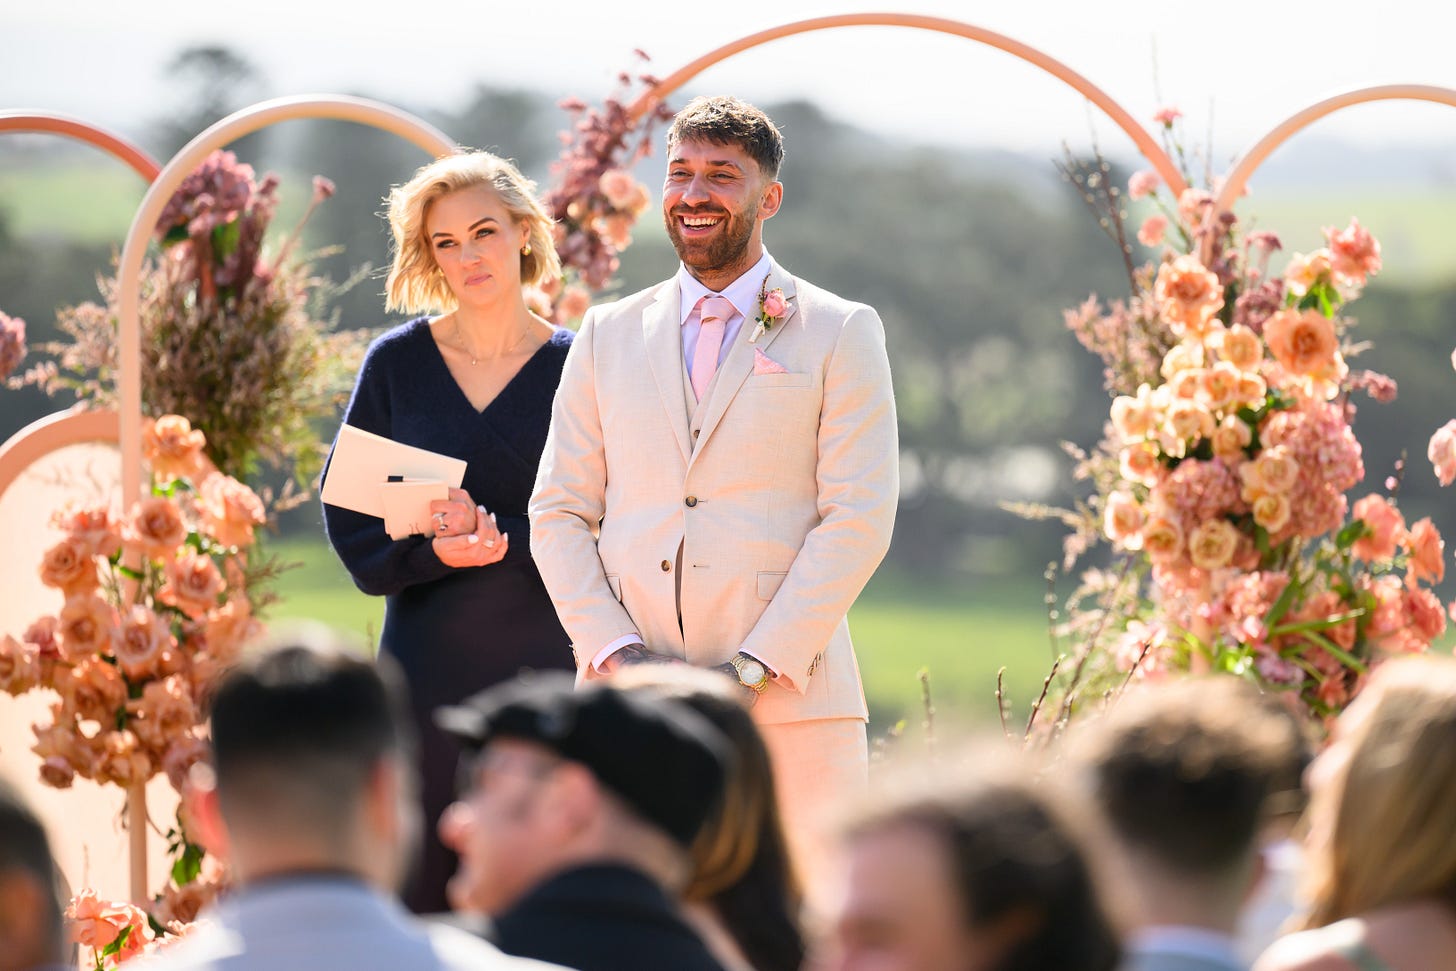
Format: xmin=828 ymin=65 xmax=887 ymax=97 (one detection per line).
xmin=738 ymin=658 xmax=767 ymax=685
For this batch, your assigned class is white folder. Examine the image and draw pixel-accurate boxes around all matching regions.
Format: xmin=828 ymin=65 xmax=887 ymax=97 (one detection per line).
xmin=320 ymin=424 xmax=468 ymax=538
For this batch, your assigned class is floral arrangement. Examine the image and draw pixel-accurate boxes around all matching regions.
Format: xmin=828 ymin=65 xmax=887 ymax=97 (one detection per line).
xmin=539 ymin=50 xmax=671 ymax=323
xmin=1021 ymin=107 xmax=1453 ymax=723
xmin=747 ymin=275 xmax=789 ymax=343
xmin=10 ymin=150 xmax=365 ymax=494
xmin=0 ymin=414 xmax=259 ymax=964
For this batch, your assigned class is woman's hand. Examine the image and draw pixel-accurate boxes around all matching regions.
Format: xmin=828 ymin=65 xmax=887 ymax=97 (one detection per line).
xmin=433 ymin=504 xmax=509 ymax=568
xmin=430 ymin=488 xmax=478 ymax=539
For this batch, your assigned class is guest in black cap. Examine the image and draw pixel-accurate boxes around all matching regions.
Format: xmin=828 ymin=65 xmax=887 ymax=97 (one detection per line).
xmin=435 ymin=672 xmax=734 ymax=971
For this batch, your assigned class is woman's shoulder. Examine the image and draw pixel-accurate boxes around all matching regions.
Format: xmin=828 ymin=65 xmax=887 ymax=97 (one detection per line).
xmin=1253 ymin=919 xmax=1380 ymax=971
xmin=363 ymin=317 xmax=435 ymax=362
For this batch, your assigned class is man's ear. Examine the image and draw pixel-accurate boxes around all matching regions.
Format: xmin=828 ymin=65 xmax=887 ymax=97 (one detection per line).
xmin=182 ymin=764 xmax=231 ymax=862
xmin=550 ymin=762 xmax=603 ymax=838
xmin=757 ymin=181 xmax=783 ymax=222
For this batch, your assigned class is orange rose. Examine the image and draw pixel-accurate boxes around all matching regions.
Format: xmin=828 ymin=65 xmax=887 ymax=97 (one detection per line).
xmin=142 ymin=415 xmax=208 ymax=482
xmin=1154 ymin=255 xmax=1225 ymax=339
xmin=123 ymin=496 xmax=188 ymax=560
xmin=1263 ymin=309 xmax=1343 ymax=388
xmin=38 ymin=536 xmax=98 ymax=597
xmin=1404 ymin=517 xmax=1445 ymax=587
xmin=1352 ymin=494 xmax=1404 ymax=562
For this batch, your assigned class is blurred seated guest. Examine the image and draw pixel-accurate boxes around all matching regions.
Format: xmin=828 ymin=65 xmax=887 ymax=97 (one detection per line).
xmin=814 ymin=749 xmax=1120 ymax=971
xmin=1255 ymin=655 xmax=1456 ymax=971
xmin=1069 ymin=676 xmax=1300 ymax=971
xmin=613 ymin=665 xmax=805 ymax=971
xmin=323 ymin=149 xmax=575 ymax=913
xmin=134 ymin=627 xmax=561 ymax=971
xmin=0 ymin=777 xmax=70 ymax=971
xmin=436 ymin=672 xmax=733 ymax=971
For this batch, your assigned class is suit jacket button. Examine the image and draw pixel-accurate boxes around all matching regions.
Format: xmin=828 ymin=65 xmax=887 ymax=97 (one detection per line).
xmin=660 ymin=560 xmax=672 ymax=572
xmin=685 ymin=496 xmax=698 ymax=507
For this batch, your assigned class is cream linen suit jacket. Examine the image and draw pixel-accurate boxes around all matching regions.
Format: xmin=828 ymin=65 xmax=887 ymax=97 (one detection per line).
xmin=529 ymin=261 xmax=898 ymax=725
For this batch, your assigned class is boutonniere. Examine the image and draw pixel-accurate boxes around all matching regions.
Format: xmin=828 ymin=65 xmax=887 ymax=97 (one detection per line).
xmin=748 ymin=273 xmax=789 ymax=343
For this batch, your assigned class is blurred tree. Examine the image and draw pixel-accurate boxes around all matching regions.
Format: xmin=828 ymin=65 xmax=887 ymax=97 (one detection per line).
xmin=151 ymin=45 xmax=269 ymax=158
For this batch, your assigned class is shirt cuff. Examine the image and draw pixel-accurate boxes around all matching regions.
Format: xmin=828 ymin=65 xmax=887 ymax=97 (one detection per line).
xmin=739 ymin=649 xmax=779 ymax=680
xmin=591 ymin=634 xmax=645 ymax=673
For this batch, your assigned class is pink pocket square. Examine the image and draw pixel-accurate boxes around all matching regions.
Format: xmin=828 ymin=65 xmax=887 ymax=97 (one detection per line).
xmin=753 ymin=347 xmax=789 ymax=375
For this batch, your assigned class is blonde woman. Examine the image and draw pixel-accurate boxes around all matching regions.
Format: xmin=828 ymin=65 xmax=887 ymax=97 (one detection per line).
xmin=1255 ymin=655 xmax=1456 ymax=971
xmin=323 ymin=151 xmax=574 ymax=914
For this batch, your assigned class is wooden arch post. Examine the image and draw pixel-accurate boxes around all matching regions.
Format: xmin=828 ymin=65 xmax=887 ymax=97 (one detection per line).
xmin=112 ymin=94 xmax=456 ymax=902
xmin=1217 ymin=84 xmax=1456 ymax=212
xmin=624 ymin=12 xmax=1187 ymax=199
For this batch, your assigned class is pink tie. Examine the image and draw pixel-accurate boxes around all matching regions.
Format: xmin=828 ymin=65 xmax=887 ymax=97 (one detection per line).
xmin=691 ymin=295 xmax=734 ymax=401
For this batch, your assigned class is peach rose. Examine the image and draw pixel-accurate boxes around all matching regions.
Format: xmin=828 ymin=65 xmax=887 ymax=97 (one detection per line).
xmin=1120 ymin=442 xmax=1164 ymax=487
xmin=1141 ymin=516 xmax=1184 ymax=562
xmin=1428 ymin=419 xmax=1456 ymax=487
xmin=1252 ymin=445 xmax=1299 ymax=495
xmin=97 ymin=729 xmax=153 ymax=788
xmin=598 ymin=168 xmax=641 ymax=211
xmin=57 ymin=593 xmax=118 ymax=661
xmin=129 ymin=675 xmax=199 ymax=754
xmin=158 ymin=550 xmax=225 ymax=619
xmin=1162 ymin=400 xmax=1215 ymax=456
xmin=142 ymin=415 xmax=208 ymax=482
xmin=0 ymin=635 xmax=40 ymax=695
xmin=1111 ymin=387 xmax=1158 ymax=441
xmin=1137 ymin=214 xmax=1167 ymax=247
xmin=161 ymin=734 xmax=211 ymax=792
xmin=123 ymin=496 xmax=188 ymax=560
xmin=1251 ymin=492 xmax=1292 ymax=533
xmin=1160 ymin=340 xmax=1205 ymax=380
xmin=1404 ymin=517 xmax=1445 ymax=587
xmin=38 ymin=536 xmax=98 ymax=597
xmin=1284 ymin=249 xmax=1332 ymax=297
xmin=1216 ymin=324 xmax=1262 ymax=372
xmin=1128 ymin=170 xmax=1161 ymax=200
xmin=1189 ymin=519 xmax=1240 ymax=570
xmin=1351 ymin=494 xmax=1405 ymax=562
xmin=201 ymin=598 xmax=260 ymax=664
xmin=58 ymin=506 xmax=124 ymax=559
xmin=1263 ymin=308 xmax=1345 ymax=394
xmin=114 ymin=605 xmax=177 ymax=680
xmin=1169 ymin=368 xmax=1203 ymax=402
xmin=1177 ymin=188 xmax=1214 ymax=230
xmin=1154 ymin=255 xmax=1225 ymax=339
xmin=55 ymin=656 xmax=128 ymax=724
xmin=1212 ymin=415 xmax=1253 ymax=462
xmin=554 ymin=285 xmax=592 ymax=324
xmin=591 ymin=212 xmax=634 ymax=250
xmin=1103 ymin=491 xmax=1145 ymax=548
xmin=1406 ymin=586 xmax=1447 ymax=643
xmin=197 ymin=474 xmax=266 ymax=550
xmin=67 ymin=889 xmax=127 ymax=951
xmin=1200 ymin=362 xmax=1242 ymax=412
xmin=1236 ymin=373 xmax=1268 ymax=409
xmin=1326 ymin=218 xmax=1381 ymax=288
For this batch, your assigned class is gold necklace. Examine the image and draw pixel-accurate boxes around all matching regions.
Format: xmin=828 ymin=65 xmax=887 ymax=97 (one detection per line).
xmin=453 ymin=318 xmax=532 ymax=366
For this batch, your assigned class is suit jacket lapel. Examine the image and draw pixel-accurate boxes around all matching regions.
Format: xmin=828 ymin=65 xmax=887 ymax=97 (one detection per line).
xmin=692 ymin=264 xmax=798 ymax=453
xmin=642 ymin=280 xmax=693 ymax=463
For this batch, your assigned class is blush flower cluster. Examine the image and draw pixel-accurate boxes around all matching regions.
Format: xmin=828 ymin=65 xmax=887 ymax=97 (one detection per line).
xmin=1049 ymin=109 xmax=1450 ymax=721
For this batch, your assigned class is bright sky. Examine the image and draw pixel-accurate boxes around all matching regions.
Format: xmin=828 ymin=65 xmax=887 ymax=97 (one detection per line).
xmin=5 ymin=0 xmax=1456 ymax=163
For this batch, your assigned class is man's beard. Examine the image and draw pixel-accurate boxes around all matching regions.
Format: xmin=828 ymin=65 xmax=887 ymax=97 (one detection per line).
xmin=665 ymin=203 xmax=757 ymax=275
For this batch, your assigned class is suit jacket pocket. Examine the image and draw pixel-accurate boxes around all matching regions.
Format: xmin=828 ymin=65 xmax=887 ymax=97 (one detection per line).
xmin=605 ymin=574 xmax=622 ymax=603
xmin=757 ymin=571 xmax=788 ymax=600
xmin=748 ymin=371 xmax=813 ymax=389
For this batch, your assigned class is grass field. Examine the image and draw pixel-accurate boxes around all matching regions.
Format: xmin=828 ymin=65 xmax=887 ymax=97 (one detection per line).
xmin=259 ymin=536 xmax=1058 ymax=742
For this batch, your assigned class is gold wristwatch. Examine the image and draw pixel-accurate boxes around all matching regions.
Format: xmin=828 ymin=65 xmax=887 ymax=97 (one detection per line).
xmin=730 ymin=652 xmax=770 ymax=693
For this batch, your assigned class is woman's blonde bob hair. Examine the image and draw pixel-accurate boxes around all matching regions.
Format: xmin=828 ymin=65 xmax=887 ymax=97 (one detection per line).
xmin=384 ymin=151 xmax=561 ymax=314
xmin=1301 ymin=654 xmax=1456 ymax=928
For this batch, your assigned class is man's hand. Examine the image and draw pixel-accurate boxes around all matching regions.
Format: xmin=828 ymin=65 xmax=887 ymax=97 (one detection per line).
xmin=715 ymin=654 xmax=767 ymax=709
xmin=434 ymin=504 xmax=508 ymax=568
xmin=602 ymin=643 xmax=680 ymax=674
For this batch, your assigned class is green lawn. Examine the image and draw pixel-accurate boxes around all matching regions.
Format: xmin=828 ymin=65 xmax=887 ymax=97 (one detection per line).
xmin=259 ymin=536 xmax=1056 ymax=742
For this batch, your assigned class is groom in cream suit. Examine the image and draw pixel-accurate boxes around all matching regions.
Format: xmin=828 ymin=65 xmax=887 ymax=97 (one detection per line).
xmin=529 ymin=96 xmax=898 ymax=863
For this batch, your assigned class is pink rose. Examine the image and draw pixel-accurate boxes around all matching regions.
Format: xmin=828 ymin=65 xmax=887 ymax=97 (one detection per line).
xmin=1429 ymin=419 xmax=1456 ymax=487
xmin=115 ymin=605 xmax=178 ymax=680
xmin=1325 ymin=217 xmax=1381 ymax=288
xmin=1351 ymin=494 xmax=1405 ymax=562
xmin=197 ymin=473 xmax=266 ymax=549
xmin=124 ymin=496 xmax=188 ymax=560
xmin=1137 ymin=214 xmax=1167 ymax=247
xmin=761 ymin=289 xmax=788 ymax=319
xmin=1127 ymin=170 xmax=1160 ymax=200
